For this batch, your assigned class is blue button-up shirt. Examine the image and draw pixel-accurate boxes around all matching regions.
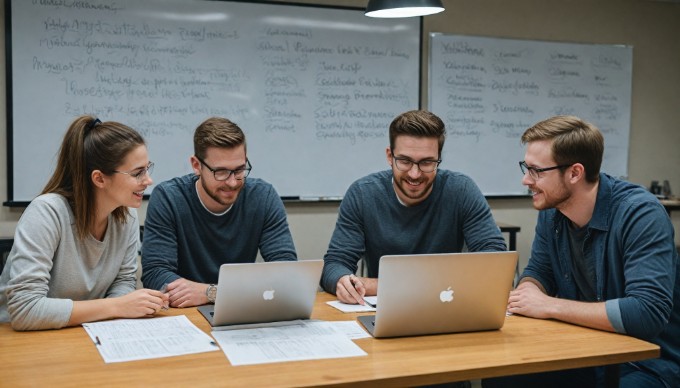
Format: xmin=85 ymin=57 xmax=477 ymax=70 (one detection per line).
xmin=522 ymin=173 xmax=680 ymax=386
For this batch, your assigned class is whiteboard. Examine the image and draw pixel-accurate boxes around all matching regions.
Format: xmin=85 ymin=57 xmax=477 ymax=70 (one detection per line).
xmin=6 ymin=0 xmax=420 ymax=203
xmin=429 ymin=34 xmax=632 ymax=195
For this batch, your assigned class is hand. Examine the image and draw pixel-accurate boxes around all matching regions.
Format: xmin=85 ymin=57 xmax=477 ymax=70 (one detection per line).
xmin=115 ymin=289 xmax=169 ymax=318
xmin=336 ymin=274 xmax=367 ymax=305
xmin=507 ymin=281 xmax=555 ymax=319
xmin=165 ymin=278 xmax=209 ymax=308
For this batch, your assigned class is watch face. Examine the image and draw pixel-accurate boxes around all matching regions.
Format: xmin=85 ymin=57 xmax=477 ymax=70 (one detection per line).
xmin=207 ymin=285 xmax=217 ymax=302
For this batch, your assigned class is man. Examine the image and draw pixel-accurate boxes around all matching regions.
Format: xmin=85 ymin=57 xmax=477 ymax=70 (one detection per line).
xmin=141 ymin=117 xmax=297 ymax=308
xmin=321 ymin=110 xmax=507 ymax=305
xmin=485 ymin=116 xmax=680 ymax=387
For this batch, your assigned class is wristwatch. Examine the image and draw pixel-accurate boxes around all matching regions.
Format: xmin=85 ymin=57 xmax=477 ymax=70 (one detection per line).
xmin=206 ymin=284 xmax=217 ymax=303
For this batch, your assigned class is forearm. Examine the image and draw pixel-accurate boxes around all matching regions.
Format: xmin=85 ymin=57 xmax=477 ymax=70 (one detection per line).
xmin=510 ymin=281 xmax=614 ymax=332
xmin=68 ymin=299 xmax=119 ymax=326
xmin=548 ymin=298 xmax=615 ymax=332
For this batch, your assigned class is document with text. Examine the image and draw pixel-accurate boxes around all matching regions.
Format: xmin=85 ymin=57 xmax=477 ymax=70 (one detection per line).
xmin=211 ymin=320 xmax=368 ymax=365
xmin=326 ymin=296 xmax=378 ymax=313
xmin=83 ymin=315 xmax=219 ymax=363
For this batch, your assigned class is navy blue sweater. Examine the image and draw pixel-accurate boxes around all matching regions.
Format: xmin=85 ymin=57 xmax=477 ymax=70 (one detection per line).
xmin=141 ymin=174 xmax=296 ymax=290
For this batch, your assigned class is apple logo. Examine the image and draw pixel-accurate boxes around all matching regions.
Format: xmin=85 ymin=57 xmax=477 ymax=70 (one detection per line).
xmin=262 ymin=289 xmax=275 ymax=300
xmin=439 ymin=287 xmax=454 ymax=303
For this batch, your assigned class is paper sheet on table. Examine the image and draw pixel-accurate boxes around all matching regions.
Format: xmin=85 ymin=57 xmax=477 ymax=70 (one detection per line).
xmin=326 ymin=296 xmax=377 ymax=313
xmin=83 ymin=315 xmax=219 ymax=363
xmin=211 ymin=320 xmax=367 ymax=365
xmin=307 ymin=320 xmax=372 ymax=340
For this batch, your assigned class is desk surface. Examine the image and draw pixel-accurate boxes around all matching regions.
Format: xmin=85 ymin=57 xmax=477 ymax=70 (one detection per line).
xmin=0 ymin=292 xmax=659 ymax=387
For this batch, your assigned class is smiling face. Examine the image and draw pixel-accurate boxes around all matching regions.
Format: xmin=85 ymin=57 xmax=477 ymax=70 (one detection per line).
xmin=387 ymin=135 xmax=439 ymax=207
xmin=522 ymin=140 xmax=573 ymax=211
xmin=192 ymin=145 xmax=247 ymax=213
xmin=99 ymin=144 xmax=153 ymax=210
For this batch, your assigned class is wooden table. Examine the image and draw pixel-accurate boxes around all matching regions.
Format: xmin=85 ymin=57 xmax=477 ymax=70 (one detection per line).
xmin=0 ymin=292 xmax=659 ymax=387
xmin=660 ymin=199 xmax=680 ymax=215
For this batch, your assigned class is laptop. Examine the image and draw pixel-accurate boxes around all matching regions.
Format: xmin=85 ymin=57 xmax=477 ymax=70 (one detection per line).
xmin=198 ymin=260 xmax=323 ymax=329
xmin=357 ymin=251 xmax=518 ymax=338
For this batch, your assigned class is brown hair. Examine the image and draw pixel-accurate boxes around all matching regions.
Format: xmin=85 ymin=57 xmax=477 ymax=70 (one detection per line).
xmin=193 ymin=117 xmax=246 ymax=159
xmin=389 ymin=110 xmax=446 ymax=158
xmin=41 ymin=115 xmax=146 ymax=239
xmin=521 ymin=115 xmax=604 ymax=183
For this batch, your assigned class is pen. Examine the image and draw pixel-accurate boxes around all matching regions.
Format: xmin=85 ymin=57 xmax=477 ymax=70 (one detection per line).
xmin=349 ymin=275 xmax=371 ymax=306
xmin=95 ymin=336 xmax=102 ymax=346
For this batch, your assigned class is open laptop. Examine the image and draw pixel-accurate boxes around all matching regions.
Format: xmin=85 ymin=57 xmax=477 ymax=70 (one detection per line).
xmin=357 ymin=251 xmax=518 ymax=338
xmin=198 ymin=260 xmax=323 ymax=329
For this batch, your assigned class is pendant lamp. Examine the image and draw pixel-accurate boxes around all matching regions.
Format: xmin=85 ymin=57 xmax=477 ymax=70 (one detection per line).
xmin=365 ymin=0 xmax=445 ymax=18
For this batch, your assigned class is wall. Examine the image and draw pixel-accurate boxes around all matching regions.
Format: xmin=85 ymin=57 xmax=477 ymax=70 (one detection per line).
xmin=1 ymin=0 xmax=679 ymax=273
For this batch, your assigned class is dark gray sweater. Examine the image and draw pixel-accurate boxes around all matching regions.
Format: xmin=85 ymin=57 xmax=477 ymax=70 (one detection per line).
xmin=321 ymin=170 xmax=507 ymax=294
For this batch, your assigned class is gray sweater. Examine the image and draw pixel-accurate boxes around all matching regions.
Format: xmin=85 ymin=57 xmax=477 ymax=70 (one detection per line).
xmin=321 ymin=170 xmax=507 ymax=294
xmin=0 ymin=194 xmax=139 ymax=330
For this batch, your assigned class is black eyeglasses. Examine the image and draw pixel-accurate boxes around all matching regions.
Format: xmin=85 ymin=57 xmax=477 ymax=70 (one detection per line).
xmin=197 ymin=157 xmax=252 ymax=181
xmin=392 ymin=155 xmax=441 ymax=173
xmin=114 ymin=162 xmax=154 ymax=182
xmin=519 ymin=161 xmax=570 ymax=180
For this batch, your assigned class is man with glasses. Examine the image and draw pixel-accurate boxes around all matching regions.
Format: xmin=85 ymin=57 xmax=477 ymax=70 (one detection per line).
xmin=321 ymin=110 xmax=507 ymax=305
xmin=484 ymin=115 xmax=680 ymax=387
xmin=141 ymin=117 xmax=296 ymax=308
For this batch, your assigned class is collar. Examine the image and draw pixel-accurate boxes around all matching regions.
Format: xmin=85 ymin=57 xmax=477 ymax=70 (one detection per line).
xmin=553 ymin=172 xmax=611 ymax=232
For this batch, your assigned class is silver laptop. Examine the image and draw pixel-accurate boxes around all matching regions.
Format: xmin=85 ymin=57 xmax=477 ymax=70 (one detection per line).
xmin=357 ymin=251 xmax=518 ymax=338
xmin=198 ymin=260 xmax=323 ymax=329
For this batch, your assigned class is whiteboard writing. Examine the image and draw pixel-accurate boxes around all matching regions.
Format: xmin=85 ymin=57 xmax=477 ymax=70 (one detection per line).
xmin=8 ymin=0 xmax=420 ymax=202
xmin=429 ymin=34 xmax=632 ymax=195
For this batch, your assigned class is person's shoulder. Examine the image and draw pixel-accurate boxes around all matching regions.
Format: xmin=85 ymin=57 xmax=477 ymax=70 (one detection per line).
xmin=436 ymin=169 xmax=481 ymax=193
xmin=29 ymin=193 xmax=70 ymax=213
xmin=606 ymin=174 xmax=659 ymax=207
xmin=152 ymin=174 xmax=196 ymax=196
xmin=241 ymin=177 xmax=282 ymax=202
xmin=350 ymin=170 xmax=391 ymax=189
xmin=243 ymin=177 xmax=277 ymax=194
xmin=22 ymin=193 xmax=73 ymax=227
xmin=437 ymin=169 xmax=472 ymax=181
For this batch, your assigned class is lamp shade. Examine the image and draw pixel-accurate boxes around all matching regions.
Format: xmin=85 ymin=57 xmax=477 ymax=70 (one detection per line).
xmin=365 ymin=0 xmax=445 ymax=18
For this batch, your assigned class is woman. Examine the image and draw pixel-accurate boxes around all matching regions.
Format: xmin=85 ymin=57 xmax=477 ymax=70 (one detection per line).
xmin=0 ymin=115 xmax=167 ymax=330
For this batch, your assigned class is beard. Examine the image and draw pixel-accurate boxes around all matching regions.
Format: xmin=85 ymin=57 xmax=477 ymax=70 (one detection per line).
xmin=394 ymin=175 xmax=434 ymax=203
xmin=200 ymin=177 xmax=243 ymax=207
xmin=530 ymin=181 xmax=571 ymax=210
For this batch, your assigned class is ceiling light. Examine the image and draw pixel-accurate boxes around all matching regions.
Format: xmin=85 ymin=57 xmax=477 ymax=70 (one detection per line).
xmin=365 ymin=0 xmax=445 ymax=18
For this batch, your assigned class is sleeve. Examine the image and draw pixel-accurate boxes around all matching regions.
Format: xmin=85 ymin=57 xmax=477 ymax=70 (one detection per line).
xmin=320 ymin=184 xmax=366 ymax=294
xmin=519 ymin=211 xmax=558 ymax=296
xmin=258 ymin=186 xmax=297 ymax=262
xmin=141 ymin=186 xmax=182 ymax=290
xmin=611 ymin=201 xmax=677 ymax=340
xmin=5 ymin=199 xmax=73 ymax=330
xmin=459 ymin=177 xmax=508 ymax=252
xmin=106 ymin=210 xmax=140 ymax=297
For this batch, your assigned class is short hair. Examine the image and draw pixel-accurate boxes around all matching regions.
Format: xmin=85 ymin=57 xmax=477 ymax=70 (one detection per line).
xmin=193 ymin=117 xmax=246 ymax=159
xmin=521 ymin=115 xmax=604 ymax=183
xmin=42 ymin=115 xmax=145 ymax=239
xmin=389 ymin=110 xmax=446 ymax=158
